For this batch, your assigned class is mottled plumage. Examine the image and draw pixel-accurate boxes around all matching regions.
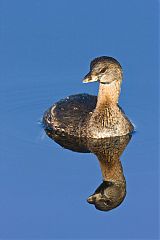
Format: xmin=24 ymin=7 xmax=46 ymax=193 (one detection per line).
xmin=44 ymin=126 xmax=132 ymax=211
xmin=43 ymin=56 xmax=134 ymax=138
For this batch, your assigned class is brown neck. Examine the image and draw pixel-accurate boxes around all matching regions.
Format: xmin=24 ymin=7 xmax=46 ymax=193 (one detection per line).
xmin=98 ymin=156 xmax=125 ymax=183
xmin=96 ymin=80 xmax=121 ymax=109
xmin=88 ymin=135 xmax=131 ymax=184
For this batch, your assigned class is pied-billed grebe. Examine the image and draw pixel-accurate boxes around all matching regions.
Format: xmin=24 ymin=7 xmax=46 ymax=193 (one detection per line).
xmin=44 ymin=126 xmax=132 ymax=211
xmin=43 ymin=56 xmax=134 ymax=138
xmin=86 ymin=134 xmax=131 ymax=211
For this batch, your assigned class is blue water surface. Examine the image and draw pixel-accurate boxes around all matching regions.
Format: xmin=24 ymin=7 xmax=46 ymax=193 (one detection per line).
xmin=0 ymin=0 xmax=158 ymax=239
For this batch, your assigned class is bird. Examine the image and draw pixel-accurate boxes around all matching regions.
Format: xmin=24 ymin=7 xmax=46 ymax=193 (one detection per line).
xmin=44 ymin=125 xmax=132 ymax=211
xmin=43 ymin=56 xmax=134 ymax=138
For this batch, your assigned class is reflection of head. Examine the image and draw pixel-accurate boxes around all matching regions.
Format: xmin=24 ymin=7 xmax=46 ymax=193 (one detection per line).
xmin=87 ymin=181 xmax=126 ymax=211
xmin=43 ymin=126 xmax=132 ymax=212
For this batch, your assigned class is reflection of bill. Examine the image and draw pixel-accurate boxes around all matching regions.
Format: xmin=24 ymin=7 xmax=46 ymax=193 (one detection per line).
xmin=87 ymin=181 xmax=126 ymax=211
xmin=44 ymin=127 xmax=132 ymax=212
xmin=86 ymin=134 xmax=131 ymax=211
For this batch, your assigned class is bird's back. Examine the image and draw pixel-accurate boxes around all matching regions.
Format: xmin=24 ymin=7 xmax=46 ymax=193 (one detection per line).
xmin=43 ymin=94 xmax=97 ymax=137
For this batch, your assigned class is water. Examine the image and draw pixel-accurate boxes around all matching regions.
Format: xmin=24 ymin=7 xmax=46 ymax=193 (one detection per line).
xmin=0 ymin=0 xmax=158 ymax=239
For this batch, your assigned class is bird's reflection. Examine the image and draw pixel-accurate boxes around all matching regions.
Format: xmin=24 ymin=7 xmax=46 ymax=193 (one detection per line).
xmin=45 ymin=128 xmax=132 ymax=211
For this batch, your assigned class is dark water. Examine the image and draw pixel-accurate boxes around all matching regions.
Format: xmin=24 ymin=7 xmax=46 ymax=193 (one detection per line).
xmin=0 ymin=0 xmax=158 ymax=239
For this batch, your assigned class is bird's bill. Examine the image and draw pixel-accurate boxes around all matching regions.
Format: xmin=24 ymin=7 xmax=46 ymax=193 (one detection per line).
xmin=82 ymin=72 xmax=98 ymax=83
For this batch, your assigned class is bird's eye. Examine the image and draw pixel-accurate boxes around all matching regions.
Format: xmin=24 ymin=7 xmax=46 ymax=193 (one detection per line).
xmin=106 ymin=199 xmax=111 ymax=205
xmin=99 ymin=68 xmax=106 ymax=74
